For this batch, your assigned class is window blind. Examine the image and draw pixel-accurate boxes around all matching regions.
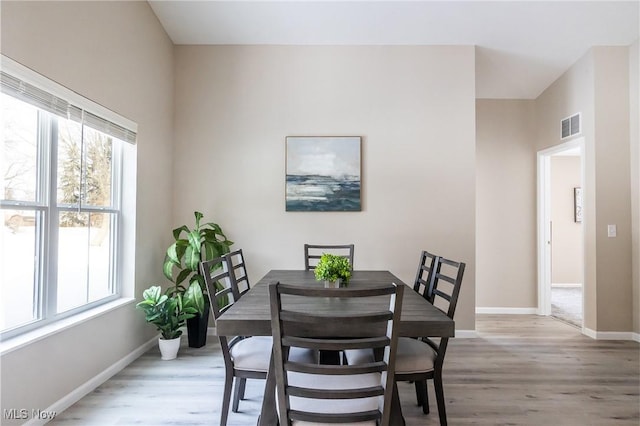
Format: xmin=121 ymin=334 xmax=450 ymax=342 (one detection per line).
xmin=1 ymin=62 xmax=137 ymax=144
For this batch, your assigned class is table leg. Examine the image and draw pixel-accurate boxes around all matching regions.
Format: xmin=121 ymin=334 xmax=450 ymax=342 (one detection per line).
xmin=258 ymin=351 xmax=278 ymax=426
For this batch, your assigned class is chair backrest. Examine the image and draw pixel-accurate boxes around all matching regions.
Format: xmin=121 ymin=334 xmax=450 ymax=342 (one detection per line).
xmin=200 ymin=256 xmax=236 ymax=321
xmin=269 ymin=282 xmax=403 ymax=426
xmin=412 ymin=250 xmax=438 ymax=299
xmin=224 ymin=249 xmax=251 ymax=299
xmin=304 ymin=244 xmax=355 ymax=271
xmin=424 ymin=256 xmax=465 ymax=371
xmin=426 ymin=256 xmax=466 ymax=320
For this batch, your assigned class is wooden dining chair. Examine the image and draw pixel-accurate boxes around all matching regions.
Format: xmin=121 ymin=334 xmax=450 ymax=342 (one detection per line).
xmin=202 ymin=256 xmax=316 ymax=426
xmin=269 ymin=282 xmax=404 ymax=426
xmin=201 ymin=256 xmax=264 ymax=426
xmin=304 ymin=243 xmax=355 ymax=271
xmin=346 ymin=256 xmax=465 ymax=426
xmin=219 ymin=248 xmax=254 ymax=409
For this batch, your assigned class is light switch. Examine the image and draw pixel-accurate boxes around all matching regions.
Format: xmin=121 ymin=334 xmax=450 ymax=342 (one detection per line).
xmin=607 ymin=224 xmax=617 ymax=238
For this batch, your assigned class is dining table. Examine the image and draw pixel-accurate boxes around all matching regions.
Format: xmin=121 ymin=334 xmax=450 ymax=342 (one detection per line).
xmin=215 ymin=269 xmax=455 ymax=426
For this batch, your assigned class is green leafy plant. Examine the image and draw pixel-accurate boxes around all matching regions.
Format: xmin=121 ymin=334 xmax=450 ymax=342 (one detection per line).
xmin=163 ymin=211 xmax=233 ymax=294
xmin=314 ymin=253 xmax=352 ymax=283
xmin=136 ymin=283 xmax=205 ymax=340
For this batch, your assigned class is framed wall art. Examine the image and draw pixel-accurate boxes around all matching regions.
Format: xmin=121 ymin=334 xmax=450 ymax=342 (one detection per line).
xmin=285 ymin=136 xmax=361 ymax=212
xmin=574 ymin=187 xmax=583 ymax=223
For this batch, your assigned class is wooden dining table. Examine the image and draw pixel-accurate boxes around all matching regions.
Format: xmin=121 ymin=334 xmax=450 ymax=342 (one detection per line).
xmin=215 ymin=269 xmax=455 ymax=426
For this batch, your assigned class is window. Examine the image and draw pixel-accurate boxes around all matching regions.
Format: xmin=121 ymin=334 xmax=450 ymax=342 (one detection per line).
xmin=0 ymin=57 xmax=136 ymax=338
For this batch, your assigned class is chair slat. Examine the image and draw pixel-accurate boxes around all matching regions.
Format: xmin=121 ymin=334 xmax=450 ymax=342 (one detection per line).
xmin=288 ymin=385 xmax=384 ymax=400
xmin=283 ymin=336 xmax=390 ymax=351
xmin=278 ymin=283 xmax=396 ymax=297
xmin=433 ymin=289 xmax=451 ymax=301
xmin=289 ymin=409 xmax=380 ymax=423
xmin=281 ymin=310 xmax=392 ymax=324
xmin=286 ymin=361 xmax=388 ymax=375
xmin=217 ymin=303 xmax=232 ymax=316
xmin=216 ymin=286 xmax=233 ymax=297
xmin=435 ymin=274 xmax=457 ymax=285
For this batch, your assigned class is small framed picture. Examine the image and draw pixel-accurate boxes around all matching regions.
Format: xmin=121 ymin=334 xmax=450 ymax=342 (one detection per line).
xmin=574 ymin=187 xmax=583 ymax=223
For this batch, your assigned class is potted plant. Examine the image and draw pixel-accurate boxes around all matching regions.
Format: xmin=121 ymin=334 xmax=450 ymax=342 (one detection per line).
xmin=314 ymin=253 xmax=352 ymax=288
xmin=136 ymin=282 xmax=204 ymax=360
xmin=163 ymin=211 xmax=233 ymax=348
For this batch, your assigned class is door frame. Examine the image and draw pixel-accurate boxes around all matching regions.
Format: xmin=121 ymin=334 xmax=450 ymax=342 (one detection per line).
xmin=536 ymin=138 xmax=585 ymax=318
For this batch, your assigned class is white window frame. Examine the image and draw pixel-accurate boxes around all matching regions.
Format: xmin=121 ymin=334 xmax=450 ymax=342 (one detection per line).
xmin=1 ymin=56 xmax=136 ymax=340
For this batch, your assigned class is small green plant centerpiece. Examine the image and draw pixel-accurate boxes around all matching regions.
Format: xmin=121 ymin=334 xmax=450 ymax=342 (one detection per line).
xmin=136 ymin=283 xmax=204 ymax=360
xmin=163 ymin=211 xmax=233 ymax=348
xmin=314 ymin=253 xmax=351 ymax=288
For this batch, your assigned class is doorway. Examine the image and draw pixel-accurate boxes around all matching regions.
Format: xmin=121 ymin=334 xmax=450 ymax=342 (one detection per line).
xmin=537 ymin=138 xmax=585 ymax=328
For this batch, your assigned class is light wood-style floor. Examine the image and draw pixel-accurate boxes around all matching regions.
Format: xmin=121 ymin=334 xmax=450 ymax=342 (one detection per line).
xmin=50 ymin=315 xmax=639 ymax=425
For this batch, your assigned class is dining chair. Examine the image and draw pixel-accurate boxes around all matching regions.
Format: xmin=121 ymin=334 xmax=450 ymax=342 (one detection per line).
xmin=220 ymin=248 xmax=253 ymax=410
xmin=304 ymin=243 xmax=355 ymax=271
xmin=201 ymin=256 xmax=315 ymax=426
xmin=346 ymin=256 xmax=465 ymax=426
xmin=201 ymin=256 xmax=263 ymax=426
xmin=269 ymin=282 xmax=404 ymax=426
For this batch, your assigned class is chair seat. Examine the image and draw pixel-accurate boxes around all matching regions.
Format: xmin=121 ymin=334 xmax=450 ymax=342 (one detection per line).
xmin=231 ymin=336 xmax=316 ymax=372
xmin=283 ymin=372 xmax=381 ymax=426
xmin=345 ymin=337 xmax=437 ymax=375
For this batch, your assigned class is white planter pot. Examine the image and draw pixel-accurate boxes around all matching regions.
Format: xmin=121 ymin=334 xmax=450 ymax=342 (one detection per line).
xmin=158 ymin=336 xmax=181 ymax=360
xmin=324 ymin=279 xmax=341 ymax=289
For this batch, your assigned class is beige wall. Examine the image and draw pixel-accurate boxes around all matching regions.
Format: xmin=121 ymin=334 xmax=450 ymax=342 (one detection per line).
xmin=592 ymin=47 xmax=633 ymax=332
xmin=173 ymin=45 xmax=477 ymax=330
xmin=0 ymin=1 xmax=174 ymax=421
xmin=550 ymin=156 xmax=583 ymax=284
xmin=475 ymin=100 xmax=537 ymax=309
xmin=630 ymin=40 xmax=640 ymax=335
xmin=536 ymin=47 xmax=634 ymax=332
xmin=536 ymin=51 xmax=597 ymax=329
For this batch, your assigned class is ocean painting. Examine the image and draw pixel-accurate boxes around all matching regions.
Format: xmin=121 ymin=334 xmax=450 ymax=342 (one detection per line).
xmin=286 ymin=136 xmax=361 ymax=212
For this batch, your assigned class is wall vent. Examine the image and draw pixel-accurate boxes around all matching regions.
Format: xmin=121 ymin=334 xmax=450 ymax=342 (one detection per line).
xmin=561 ymin=113 xmax=581 ymax=139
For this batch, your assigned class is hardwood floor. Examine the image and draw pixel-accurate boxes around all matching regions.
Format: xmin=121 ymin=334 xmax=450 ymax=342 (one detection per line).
xmin=50 ymin=315 xmax=639 ymax=425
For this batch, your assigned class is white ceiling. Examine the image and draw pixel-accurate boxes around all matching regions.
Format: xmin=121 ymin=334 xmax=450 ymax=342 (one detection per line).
xmin=149 ymin=1 xmax=639 ymax=99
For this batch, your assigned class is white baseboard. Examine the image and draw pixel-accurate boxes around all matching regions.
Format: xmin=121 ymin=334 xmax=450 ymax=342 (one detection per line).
xmin=583 ymin=328 xmax=639 ymax=341
xmin=582 ymin=327 xmax=596 ymax=339
xmin=455 ymin=330 xmax=477 ymax=338
xmin=25 ymin=335 xmax=157 ymax=426
xmin=476 ymin=307 xmax=538 ymax=314
xmin=551 ymin=283 xmax=582 ymax=288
